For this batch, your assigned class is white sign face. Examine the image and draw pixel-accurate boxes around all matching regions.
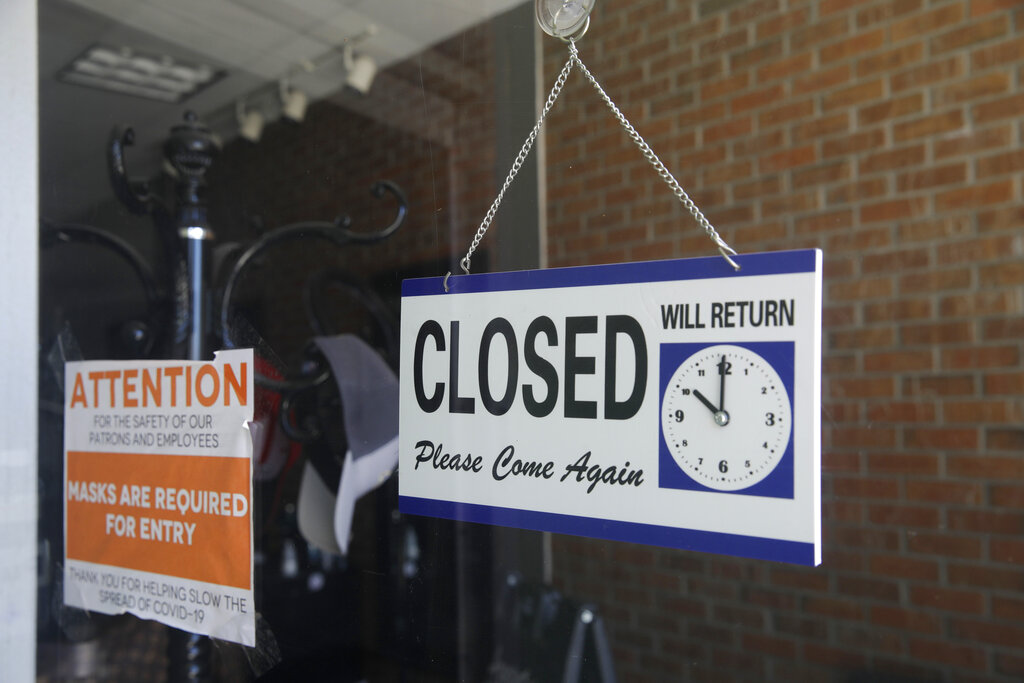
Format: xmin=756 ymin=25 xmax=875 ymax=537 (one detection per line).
xmin=63 ymin=349 xmax=256 ymax=645
xmin=399 ymin=250 xmax=822 ymax=565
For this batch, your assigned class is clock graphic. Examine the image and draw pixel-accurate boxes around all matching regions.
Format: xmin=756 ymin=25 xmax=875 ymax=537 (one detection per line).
xmin=659 ymin=341 xmax=795 ymax=498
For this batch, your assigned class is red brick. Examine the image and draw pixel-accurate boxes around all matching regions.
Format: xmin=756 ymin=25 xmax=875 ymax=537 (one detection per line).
xmin=891 ymin=56 xmax=964 ymax=92
xmin=758 ymin=53 xmax=815 ymax=82
xmin=984 ymin=318 xmax=1024 ymax=340
xmin=856 ymin=0 xmax=923 ymax=28
xmin=971 ymin=0 xmax=1020 ymax=16
xmin=942 ymin=346 xmax=1020 ymax=370
xmin=832 ymin=476 xmax=900 ymax=499
xmin=893 ymin=110 xmax=965 ymax=142
xmin=867 ymin=503 xmax=941 ymax=527
xmin=988 ymin=429 xmax=1024 ymax=452
xmin=950 ymin=618 xmax=1024 ymax=648
xmin=947 ymin=508 xmax=1024 ymax=535
xmin=974 ymin=93 xmax=1024 ymax=124
xmin=899 ymin=268 xmax=971 ymax=293
xmin=863 ymin=299 xmax=933 ymax=322
xmin=934 ymin=124 xmax=1013 ymax=159
xmin=793 ymin=16 xmax=851 ymax=51
xmin=836 ymin=576 xmax=900 ymax=602
xmin=830 ymin=327 xmax=894 ymax=349
xmin=863 ymin=351 xmax=934 ymax=373
xmin=896 ymin=163 xmax=968 ymax=191
xmin=701 ymin=73 xmax=750 ymax=102
xmin=732 ymin=84 xmax=787 ymax=113
xmin=870 ymin=606 xmax=941 ymax=634
xmin=931 ymin=15 xmax=1009 ymax=54
xmin=830 ymin=376 xmax=895 ymax=399
xmin=793 ymin=64 xmax=851 ymax=94
xmin=936 ymin=181 xmax=1015 ymax=212
xmin=858 ymin=93 xmax=924 ymax=126
xmin=757 ymin=7 xmax=811 ymax=40
xmin=828 ymin=226 xmax=892 ymax=251
xmin=945 ymin=400 xmax=1022 ymax=423
xmin=891 ymin=4 xmax=964 ymax=42
xmin=866 ymin=451 xmax=939 ymax=474
xmin=906 ymin=480 xmax=983 ymax=505
xmin=972 ymin=35 xmax=1024 ymax=69
xmin=939 ymin=290 xmax=1019 ymax=317
xmin=907 ymin=638 xmax=987 ymax=670
xmin=901 ymin=321 xmax=974 ymax=345
xmin=742 ymin=633 xmax=797 ymax=658
xmin=823 ymin=129 xmax=886 ymax=158
xmin=985 ymin=372 xmax=1024 ymax=395
xmin=907 ymin=532 xmax=983 ymax=559
xmin=857 ymin=42 xmax=924 ymax=78
xmin=821 ymin=28 xmax=885 ymax=64
xmin=870 ymin=554 xmax=940 ymax=581
xmin=905 ymin=427 xmax=979 ymax=450
xmin=948 ymin=562 xmax=1024 ymax=591
xmin=860 ymin=197 xmax=928 ymax=223
xmin=859 ymin=145 xmax=926 ymax=174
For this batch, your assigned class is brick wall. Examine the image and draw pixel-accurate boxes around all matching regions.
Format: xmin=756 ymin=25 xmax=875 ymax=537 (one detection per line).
xmin=543 ymin=0 xmax=1024 ymax=680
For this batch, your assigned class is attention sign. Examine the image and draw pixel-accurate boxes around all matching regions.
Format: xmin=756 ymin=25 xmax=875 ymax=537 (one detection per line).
xmin=63 ymin=349 xmax=256 ymax=645
xmin=399 ymin=250 xmax=822 ymax=565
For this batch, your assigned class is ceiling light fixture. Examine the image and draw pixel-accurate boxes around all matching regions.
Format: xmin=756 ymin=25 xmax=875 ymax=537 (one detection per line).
xmin=343 ymin=45 xmax=377 ymax=96
xmin=236 ymin=100 xmax=264 ymax=142
xmin=278 ymin=79 xmax=308 ymax=123
xmin=58 ymin=44 xmax=221 ymax=103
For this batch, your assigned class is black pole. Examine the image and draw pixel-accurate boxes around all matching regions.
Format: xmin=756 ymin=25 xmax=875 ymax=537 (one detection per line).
xmin=164 ymin=111 xmax=218 ymax=681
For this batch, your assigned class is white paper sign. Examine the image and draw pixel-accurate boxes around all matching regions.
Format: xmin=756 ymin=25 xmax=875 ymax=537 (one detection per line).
xmin=399 ymin=250 xmax=822 ymax=565
xmin=63 ymin=349 xmax=256 ymax=645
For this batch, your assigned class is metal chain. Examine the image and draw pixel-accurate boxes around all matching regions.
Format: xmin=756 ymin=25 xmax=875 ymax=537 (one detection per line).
xmin=568 ymin=42 xmax=739 ymax=269
xmin=446 ymin=38 xmax=739 ymax=291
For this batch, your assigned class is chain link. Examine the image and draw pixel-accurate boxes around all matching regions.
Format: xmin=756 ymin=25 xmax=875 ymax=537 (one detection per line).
xmin=446 ymin=39 xmax=739 ymax=291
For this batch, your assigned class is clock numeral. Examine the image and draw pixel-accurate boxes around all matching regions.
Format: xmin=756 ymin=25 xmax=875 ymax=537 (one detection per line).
xmin=717 ymin=359 xmax=732 ymax=376
xmin=680 ymin=388 xmax=691 ymax=396
xmin=762 ymin=441 xmax=768 ymax=449
xmin=745 ymin=460 xmax=751 ymax=469
xmin=674 ymin=409 xmax=684 ymax=423
xmin=761 ymin=386 xmax=767 ymax=395
xmin=744 ymin=368 xmax=749 ymax=376
xmin=765 ymin=412 xmax=776 ymax=426
xmin=718 ymin=460 xmax=728 ymax=474
xmin=698 ymin=369 xmax=705 ymax=377
xmin=681 ymin=440 xmax=688 ymax=447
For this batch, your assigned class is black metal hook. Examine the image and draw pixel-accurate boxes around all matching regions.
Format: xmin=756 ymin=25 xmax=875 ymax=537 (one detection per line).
xmin=219 ymin=180 xmax=407 ymax=350
xmin=107 ymin=126 xmax=166 ymax=216
xmin=40 ymin=221 xmax=172 ymax=358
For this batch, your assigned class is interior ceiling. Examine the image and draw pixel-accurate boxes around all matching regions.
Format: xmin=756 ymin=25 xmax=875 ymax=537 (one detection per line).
xmin=40 ymin=0 xmax=526 ymax=221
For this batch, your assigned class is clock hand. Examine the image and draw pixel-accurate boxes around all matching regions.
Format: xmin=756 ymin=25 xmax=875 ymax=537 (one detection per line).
xmin=692 ymin=389 xmax=718 ymax=415
xmin=717 ymin=353 xmax=728 ymax=412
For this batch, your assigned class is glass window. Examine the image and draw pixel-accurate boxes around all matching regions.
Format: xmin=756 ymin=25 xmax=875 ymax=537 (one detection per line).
xmin=27 ymin=0 xmax=1024 ymax=681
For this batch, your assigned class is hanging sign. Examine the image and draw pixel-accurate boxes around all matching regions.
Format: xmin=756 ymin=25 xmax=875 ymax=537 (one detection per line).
xmin=63 ymin=349 xmax=256 ymax=646
xmin=399 ymin=250 xmax=822 ymax=565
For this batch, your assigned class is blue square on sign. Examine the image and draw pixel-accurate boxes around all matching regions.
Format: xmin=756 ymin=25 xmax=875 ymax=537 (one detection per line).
xmin=658 ymin=341 xmax=795 ymax=499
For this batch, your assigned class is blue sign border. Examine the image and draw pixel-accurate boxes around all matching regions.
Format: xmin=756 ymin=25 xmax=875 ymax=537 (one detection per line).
xmin=399 ymin=495 xmax=816 ymax=565
xmin=403 ymin=249 xmax=819 ymax=297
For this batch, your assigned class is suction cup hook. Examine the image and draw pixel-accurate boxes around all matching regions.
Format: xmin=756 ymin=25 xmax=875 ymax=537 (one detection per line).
xmin=536 ymin=0 xmax=594 ymax=40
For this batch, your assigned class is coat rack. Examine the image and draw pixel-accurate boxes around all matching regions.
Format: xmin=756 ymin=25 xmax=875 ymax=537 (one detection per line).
xmin=104 ymin=110 xmax=408 ymax=682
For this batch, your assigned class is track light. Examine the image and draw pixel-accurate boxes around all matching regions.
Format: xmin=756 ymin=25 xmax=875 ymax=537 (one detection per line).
xmin=343 ymin=45 xmax=377 ymax=96
xmin=236 ymin=100 xmax=264 ymax=143
xmin=279 ymin=79 xmax=308 ymax=123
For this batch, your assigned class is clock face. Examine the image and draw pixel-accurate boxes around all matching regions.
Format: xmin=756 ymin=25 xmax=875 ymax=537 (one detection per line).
xmin=660 ymin=343 xmax=792 ymax=492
